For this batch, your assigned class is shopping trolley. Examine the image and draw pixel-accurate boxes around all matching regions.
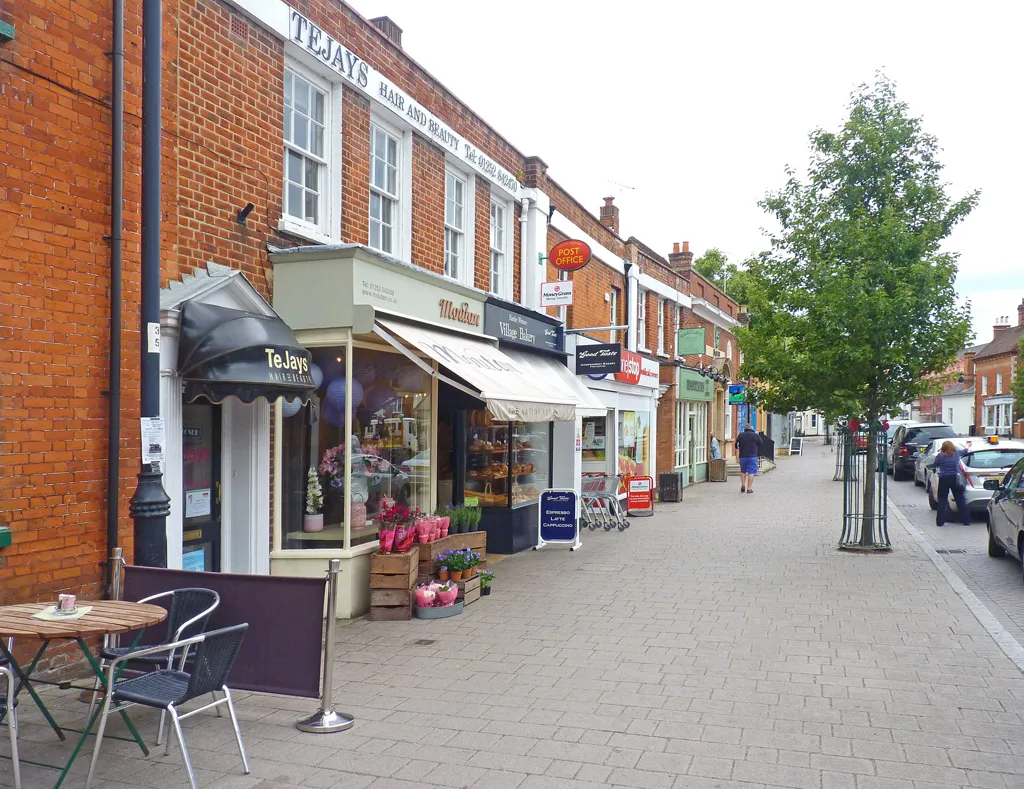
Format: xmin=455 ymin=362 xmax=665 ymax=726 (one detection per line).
xmin=581 ymin=474 xmax=629 ymax=532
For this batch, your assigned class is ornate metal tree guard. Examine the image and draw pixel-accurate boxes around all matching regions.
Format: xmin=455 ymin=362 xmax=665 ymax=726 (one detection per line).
xmin=832 ymin=426 xmax=845 ymax=481
xmin=838 ymin=422 xmax=891 ymax=551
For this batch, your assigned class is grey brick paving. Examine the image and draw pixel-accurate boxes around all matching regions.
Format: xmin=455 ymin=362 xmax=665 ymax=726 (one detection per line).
xmin=4 ymin=443 xmax=1024 ymax=789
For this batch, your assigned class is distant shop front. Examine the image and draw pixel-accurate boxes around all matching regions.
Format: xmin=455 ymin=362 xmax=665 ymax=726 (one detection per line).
xmin=675 ymin=368 xmax=713 ymax=485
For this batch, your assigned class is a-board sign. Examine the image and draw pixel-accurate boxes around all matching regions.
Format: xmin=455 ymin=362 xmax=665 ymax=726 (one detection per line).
xmin=789 ymin=437 xmax=803 ymax=455
xmin=535 ymin=489 xmax=581 ymax=551
xmin=626 ymin=476 xmax=655 ymax=516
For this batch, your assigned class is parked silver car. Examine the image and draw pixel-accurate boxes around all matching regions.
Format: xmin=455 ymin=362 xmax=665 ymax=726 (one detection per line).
xmin=914 ymin=437 xmax=969 ymax=487
xmin=985 ymin=458 xmax=1024 ymax=581
xmin=928 ymin=438 xmax=1024 ymax=514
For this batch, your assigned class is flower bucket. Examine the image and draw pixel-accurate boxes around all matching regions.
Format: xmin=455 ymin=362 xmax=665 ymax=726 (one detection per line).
xmin=436 ymin=585 xmax=458 ymax=606
xmin=395 ymin=525 xmax=415 ymax=553
xmin=379 ymin=529 xmax=395 ymax=554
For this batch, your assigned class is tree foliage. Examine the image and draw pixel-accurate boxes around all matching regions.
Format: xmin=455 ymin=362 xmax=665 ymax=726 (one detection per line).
xmin=735 ymin=75 xmax=977 ymax=544
xmin=737 ymin=75 xmax=977 ymax=421
xmin=694 ymin=248 xmax=754 ymax=305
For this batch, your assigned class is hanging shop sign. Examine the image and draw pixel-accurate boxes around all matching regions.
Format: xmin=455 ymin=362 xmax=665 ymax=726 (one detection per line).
xmin=549 ymin=240 xmax=592 ymax=272
xmin=677 ymin=368 xmax=714 ymax=401
xmin=728 ymin=384 xmax=746 ymax=405
xmin=676 ymin=327 xmax=706 ymax=356
xmin=540 ymin=281 xmax=574 ymax=307
xmin=536 ymin=489 xmax=581 ymax=551
xmin=575 ymin=343 xmax=622 ymax=375
xmin=626 ymin=476 xmax=654 ymax=517
xmin=483 ymin=302 xmax=563 ymax=353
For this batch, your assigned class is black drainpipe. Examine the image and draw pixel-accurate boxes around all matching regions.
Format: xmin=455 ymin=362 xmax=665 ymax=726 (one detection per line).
xmin=105 ymin=0 xmax=125 ymax=595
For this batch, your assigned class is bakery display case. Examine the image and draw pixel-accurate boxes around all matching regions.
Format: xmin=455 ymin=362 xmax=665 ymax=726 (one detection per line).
xmin=465 ymin=411 xmax=550 ymax=508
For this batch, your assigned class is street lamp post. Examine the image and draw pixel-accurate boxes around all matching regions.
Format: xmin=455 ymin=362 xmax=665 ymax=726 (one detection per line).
xmin=128 ymin=0 xmax=170 ymax=566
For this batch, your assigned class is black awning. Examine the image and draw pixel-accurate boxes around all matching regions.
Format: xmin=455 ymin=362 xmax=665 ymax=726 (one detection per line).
xmin=178 ymin=301 xmax=314 ymax=404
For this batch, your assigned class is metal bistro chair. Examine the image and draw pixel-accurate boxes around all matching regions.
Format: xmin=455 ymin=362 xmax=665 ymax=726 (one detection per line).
xmin=1 ymin=663 xmax=21 ymax=789
xmin=85 ymin=624 xmax=250 ymax=789
xmin=89 ymin=588 xmax=220 ymax=743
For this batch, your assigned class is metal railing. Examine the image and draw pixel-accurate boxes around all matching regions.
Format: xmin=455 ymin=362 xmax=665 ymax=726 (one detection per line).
xmin=837 ymin=424 xmax=890 ymax=551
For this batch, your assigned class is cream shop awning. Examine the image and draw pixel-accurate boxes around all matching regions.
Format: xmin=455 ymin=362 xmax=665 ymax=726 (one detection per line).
xmin=375 ymin=318 xmax=577 ymax=422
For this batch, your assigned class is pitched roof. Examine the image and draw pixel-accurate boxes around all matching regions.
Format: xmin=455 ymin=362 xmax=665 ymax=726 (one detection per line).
xmin=975 ymin=325 xmax=1024 ymax=360
xmin=941 ymin=382 xmax=974 ymax=397
xmin=959 ymin=343 xmax=986 ymax=357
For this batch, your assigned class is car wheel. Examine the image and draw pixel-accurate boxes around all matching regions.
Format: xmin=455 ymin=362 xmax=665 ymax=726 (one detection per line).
xmin=914 ymin=470 xmax=924 ymax=487
xmin=987 ymin=518 xmax=1005 ymax=558
xmin=927 ymin=483 xmax=938 ymax=511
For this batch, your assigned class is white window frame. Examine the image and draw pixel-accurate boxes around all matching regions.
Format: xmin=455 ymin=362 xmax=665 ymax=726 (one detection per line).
xmin=488 ymin=196 xmax=508 ymax=297
xmin=637 ymin=289 xmax=648 ymax=351
xmin=674 ymin=401 xmax=686 ymax=468
xmin=947 ymin=407 xmax=954 ymax=425
xmin=443 ymin=163 xmax=475 ymax=287
xmin=279 ymin=61 xmax=342 ymax=244
xmin=725 ymin=399 xmax=733 ymax=440
xmin=368 ymin=113 xmax=412 ymax=261
xmin=693 ymin=402 xmax=708 ymax=465
xmin=675 ymin=306 xmax=682 ymax=355
xmin=609 ymin=288 xmax=619 ymax=342
xmin=996 ymin=373 xmax=1003 ymax=394
xmin=981 ymin=375 xmax=988 ymax=396
xmin=656 ymin=298 xmax=665 ymax=355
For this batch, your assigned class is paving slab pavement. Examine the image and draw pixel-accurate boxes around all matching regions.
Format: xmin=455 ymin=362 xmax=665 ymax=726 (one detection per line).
xmin=3 ymin=443 xmax=1024 ymax=789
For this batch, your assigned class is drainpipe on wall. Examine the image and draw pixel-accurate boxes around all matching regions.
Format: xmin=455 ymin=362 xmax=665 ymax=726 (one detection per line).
xmin=519 ymin=195 xmax=531 ymax=303
xmin=105 ymin=0 xmax=125 ymax=593
xmin=624 ymin=262 xmax=637 ymax=351
xmin=128 ymin=0 xmax=171 ymax=566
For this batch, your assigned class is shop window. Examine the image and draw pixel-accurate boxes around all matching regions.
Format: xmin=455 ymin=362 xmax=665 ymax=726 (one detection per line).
xmin=466 ymin=411 xmax=550 ymax=507
xmin=581 ymin=416 xmax=607 ymax=463
xmin=283 ymin=68 xmax=331 ymax=238
xmin=444 ymin=169 xmax=467 ymax=281
xmin=617 ymin=410 xmax=651 ymax=483
xmin=692 ymin=402 xmax=708 ymax=464
xmin=280 ymin=344 xmax=432 ymax=551
xmin=370 ymin=123 xmax=401 ymax=255
xmin=489 ymin=197 xmax=506 ymax=296
xmin=657 ymin=298 xmax=665 ymax=354
xmin=674 ymin=401 xmax=687 ymax=468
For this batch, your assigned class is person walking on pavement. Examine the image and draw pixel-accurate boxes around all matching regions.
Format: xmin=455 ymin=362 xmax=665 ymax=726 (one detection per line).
xmin=735 ymin=423 xmax=762 ymax=493
xmin=934 ymin=439 xmax=972 ymax=526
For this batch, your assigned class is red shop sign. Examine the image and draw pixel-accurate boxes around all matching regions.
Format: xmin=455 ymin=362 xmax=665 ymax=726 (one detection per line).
xmin=549 ymin=239 xmax=592 ymax=272
xmin=614 ymin=349 xmax=642 ymax=385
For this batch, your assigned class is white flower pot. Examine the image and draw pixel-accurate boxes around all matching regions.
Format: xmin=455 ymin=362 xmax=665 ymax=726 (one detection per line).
xmin=303 ymin=513 xmax=324 ymax=533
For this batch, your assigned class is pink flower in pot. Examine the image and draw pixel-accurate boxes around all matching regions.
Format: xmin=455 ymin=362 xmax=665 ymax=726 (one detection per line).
xmin=414 ymin=585 xmax=437 ymax=608
xmin=439 ymin=516 xmax=450 ymax=538
xmin=435 ymin=583 xmax=458 ymax=606
xmin=379 ymin=529 xmax=395 ymax=554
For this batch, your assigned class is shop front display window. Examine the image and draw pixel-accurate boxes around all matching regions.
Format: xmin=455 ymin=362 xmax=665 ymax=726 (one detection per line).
xmin=280 ymin=342 xmax=432 ymax=550
xmin=465 ymin=410 xmax=551 ymax=508
xmin=581 ymin=416 xmax=607 ymax=463
xmin=617 ymin=410 xmax=651 ymax=484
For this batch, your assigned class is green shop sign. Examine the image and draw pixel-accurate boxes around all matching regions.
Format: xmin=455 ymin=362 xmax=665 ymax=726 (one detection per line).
xmin=678 ymin=368 xmax=713 ymax=401
xmin=676 ymin=327 xmax=706 ymax=355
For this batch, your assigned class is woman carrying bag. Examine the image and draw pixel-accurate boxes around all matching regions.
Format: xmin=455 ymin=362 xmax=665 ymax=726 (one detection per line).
xmin=934 ymin=439 xmax=972 ymax=527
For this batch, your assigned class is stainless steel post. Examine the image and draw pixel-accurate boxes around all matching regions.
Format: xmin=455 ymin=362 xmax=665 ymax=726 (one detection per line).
xmin=295 ymin=559 xmax=354 ymax=733
xmin=110 ymin=547 xmax=124 ymax=601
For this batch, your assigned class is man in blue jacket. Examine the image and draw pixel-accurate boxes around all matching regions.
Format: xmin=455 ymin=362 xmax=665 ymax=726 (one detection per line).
xmin=734 ymin=423 xmax=762 ymax=493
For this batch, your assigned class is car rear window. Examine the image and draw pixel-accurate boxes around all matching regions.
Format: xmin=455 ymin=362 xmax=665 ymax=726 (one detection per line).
xmin=965 ymin=450 xmax=1024 ymax=470
xmin=904 ymin=426 xmax=955 ymax=443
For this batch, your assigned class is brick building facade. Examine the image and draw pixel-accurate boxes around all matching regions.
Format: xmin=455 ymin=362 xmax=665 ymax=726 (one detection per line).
xmin=1 ymin=0 xmax=747 ymax=608
xmin=972 ymin=305 xmax=1024 ymax=437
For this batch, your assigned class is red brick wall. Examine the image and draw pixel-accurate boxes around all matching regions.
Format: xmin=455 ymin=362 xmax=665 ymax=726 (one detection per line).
xmin=974 ymin=353 xmax=1016 ymax=434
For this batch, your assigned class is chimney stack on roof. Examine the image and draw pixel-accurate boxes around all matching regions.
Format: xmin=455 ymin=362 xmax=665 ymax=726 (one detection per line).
xmin=599 ymin=196 xmax=619 ymax=235
xmin=1018 ymin=299 xmax=1024 ymax=328
xmin=370 ymin=16 xmax=403 ymax=47
xmin=668 ymin=241 xmax=694 ymax=279
xmin=994 ymin=315 xmax=1011 ymax=333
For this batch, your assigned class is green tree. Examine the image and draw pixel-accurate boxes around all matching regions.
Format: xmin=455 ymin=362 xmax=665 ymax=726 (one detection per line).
xmin=737 ymin=75 xmax=977 ymax=544
xmin=695 ymin=248 xmax=754 ymax=305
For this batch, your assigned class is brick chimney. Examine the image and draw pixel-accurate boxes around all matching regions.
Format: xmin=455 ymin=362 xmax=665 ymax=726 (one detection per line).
xmin=963 ymin=350 xmax=976 ymax=380
xmin=599 ymin=196 xmax=619 ymax=235
xmin=522 ymin=156 xmax=547 ymax=189
xmin=1018 ymin=299 xmax=1024 ymax=328
xmin=370 ymin=16 xmax=403 ymax=47
xmin=668 ymin=241 xmax=694 ymax=279
xmin=994 ymin=315 xmax=1011 ymax=334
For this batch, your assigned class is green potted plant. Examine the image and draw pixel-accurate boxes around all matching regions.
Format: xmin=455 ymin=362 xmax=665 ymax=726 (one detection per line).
xmin=303 ymin=468 xmax=324 ymax=532
xmin=468 ymin=506 xmax=481 ymax=532
xmin=479 ymin=571 xmax=494 ymax=596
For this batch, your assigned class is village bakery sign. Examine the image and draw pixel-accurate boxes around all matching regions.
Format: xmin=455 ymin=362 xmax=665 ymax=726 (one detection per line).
xmin=484 ymin=302 xmax=563 ymax=353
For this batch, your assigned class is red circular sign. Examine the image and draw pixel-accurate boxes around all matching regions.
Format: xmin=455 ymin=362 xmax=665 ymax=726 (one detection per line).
xmin=550 ymin=240 xmax=592 ymax=272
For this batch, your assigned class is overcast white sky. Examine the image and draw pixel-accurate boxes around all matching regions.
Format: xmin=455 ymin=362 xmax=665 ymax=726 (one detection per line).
xmin=354 ymin=0 xmax=1022 ymax=346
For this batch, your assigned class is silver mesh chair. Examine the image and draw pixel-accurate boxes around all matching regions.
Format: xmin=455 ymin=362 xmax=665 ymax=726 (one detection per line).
xmin=85 ymin=624 xmax=249 ymax=789
xmin=0 ymin=664 xmax=20 ymax=789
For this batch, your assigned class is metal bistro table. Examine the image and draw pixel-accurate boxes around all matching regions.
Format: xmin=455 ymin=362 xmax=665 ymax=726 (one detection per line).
xmin=0 ymin=600 xmax=167 ymax=788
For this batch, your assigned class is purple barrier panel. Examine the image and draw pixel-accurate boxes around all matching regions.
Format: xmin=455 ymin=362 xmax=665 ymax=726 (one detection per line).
xmin=123 ymin=565 xmax=325 ymax=698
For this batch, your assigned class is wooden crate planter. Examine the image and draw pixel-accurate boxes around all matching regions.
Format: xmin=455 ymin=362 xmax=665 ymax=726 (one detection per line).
xmin=369 ymin=546 xmax=419 ymax=621
xmin=417 ymin=531 xmax=487 ymax=578
xmin=455 ymin=574 xmax=480 ymax=605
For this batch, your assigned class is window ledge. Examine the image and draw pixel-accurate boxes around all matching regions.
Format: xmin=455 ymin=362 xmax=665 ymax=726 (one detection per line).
xmin=278 ymin=217 xmax=335 ymax=246
xmin=657 ymin=352 xmax=671 ymax=359
xmin=639 ymin=346 xmax=653 ymax=354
